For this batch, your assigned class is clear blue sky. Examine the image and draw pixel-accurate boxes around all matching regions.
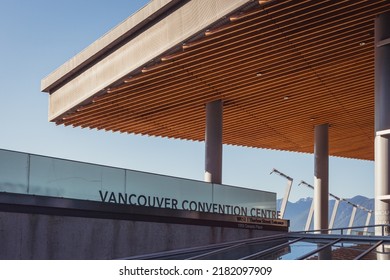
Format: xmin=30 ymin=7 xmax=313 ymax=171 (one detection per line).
xmin=0 ymin=0 xmax=374 ymax=202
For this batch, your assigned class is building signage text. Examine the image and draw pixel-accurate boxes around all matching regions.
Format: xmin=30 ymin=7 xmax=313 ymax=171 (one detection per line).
xmin=99 ymin=191 xmax=280 ymax=219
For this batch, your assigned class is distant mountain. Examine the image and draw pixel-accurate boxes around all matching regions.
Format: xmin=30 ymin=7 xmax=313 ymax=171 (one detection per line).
xmin=278 ymin=196 xmax=374 ymax=232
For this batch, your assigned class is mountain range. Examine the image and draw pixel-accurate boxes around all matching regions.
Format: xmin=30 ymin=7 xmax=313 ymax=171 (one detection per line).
xmin=278 ymin=195 xmax=374 ymax=232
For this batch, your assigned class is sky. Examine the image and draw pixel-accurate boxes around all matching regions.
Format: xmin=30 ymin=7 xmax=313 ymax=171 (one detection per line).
xmin=0 ymin=0 xmax=375 ymax=202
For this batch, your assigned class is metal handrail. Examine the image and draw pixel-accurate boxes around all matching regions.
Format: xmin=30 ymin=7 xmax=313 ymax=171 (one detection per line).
xmin=293 ymin=224 xmax=390 ymax=236
xmin=240 ymin=237 xmax=304 ymax=260
xmin=354 ymin=240 xmax=384 ymax=260
xmin=121 ymin=233 xmax=289 ymax=260
xmin=187 ymin=242 xmax=246 ymax=260
xmin=123 ymin=228 xmax=390 ymax=260
xmin=297 ymin=238 xmax=342 ymax=260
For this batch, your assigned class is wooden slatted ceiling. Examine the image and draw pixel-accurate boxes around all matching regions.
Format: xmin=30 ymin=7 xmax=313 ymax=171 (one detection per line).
xmin=57 ymin=0 xmax=390 ymax=160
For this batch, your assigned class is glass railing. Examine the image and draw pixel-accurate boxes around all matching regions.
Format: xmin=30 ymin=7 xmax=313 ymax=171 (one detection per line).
xmin=255 ymin=240 xmax=318 ymax=260
xmin=0 ymin=148 xmax=276 ymax=216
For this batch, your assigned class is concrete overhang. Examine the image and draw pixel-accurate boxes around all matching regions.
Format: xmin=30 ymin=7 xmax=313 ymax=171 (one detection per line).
xmin=41 ymin=0 xmax=251 ymax=120
xmin=41 ymin=0 xmax=390 ymax=161
xmin=41 ymin=0 xmax=182 ymax=93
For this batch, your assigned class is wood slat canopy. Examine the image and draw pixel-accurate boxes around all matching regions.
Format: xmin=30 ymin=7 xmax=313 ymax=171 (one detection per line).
xmin=54 ymin=0 xmax=390 ymax=160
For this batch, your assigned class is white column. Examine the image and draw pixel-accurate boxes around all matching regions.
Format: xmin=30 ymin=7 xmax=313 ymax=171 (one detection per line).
xmin=204 ymin=100 xmax=223 ymax=184
xmin=347 ymin=206 xmax=357 ymax=235
xmin=375 ymin=12 xmax=390 ymax=236
xmin=314 ymin=124 xmax=329 ymax=234
xmin=280 ymin=179 xmax=293 ymax=219
xmin=270 ymin=169 xmax=293 ymax=219
xmin=375 ymin=136 xmax=390 ymax=235
xmin=363 ymin=211 xmax=372 ymax=234
xmin=329 ymin=199 xmax=340 ymax=234
xmin=305 ymin=200 xmax=314 ymax=232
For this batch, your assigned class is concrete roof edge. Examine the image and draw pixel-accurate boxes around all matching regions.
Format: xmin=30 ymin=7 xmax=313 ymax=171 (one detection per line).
xmin=40 ymin=0 xmax=183 ymax=93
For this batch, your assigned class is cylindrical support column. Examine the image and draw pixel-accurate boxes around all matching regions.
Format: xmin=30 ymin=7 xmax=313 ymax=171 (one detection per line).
xmin=375 ymin=12 xmax=390 ymax=236
xmin=375 ymin=136 xmax=390 ymax=235
xmin=204 ymin=100 xmax=223 ymax=184
xmin=314 ymin=124 xmax=329 ymax=234
xmin=329 ymin=199 xmax=340 ymax=234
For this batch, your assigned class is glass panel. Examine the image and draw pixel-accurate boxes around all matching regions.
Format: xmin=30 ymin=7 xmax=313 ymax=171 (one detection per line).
xmin=195 ymin=239 xmax=288 ymax=260
xmin=256 ymin=241 xmax=319 ymax=260
xmin=29 ymin=155 xmax=125 ymax=201
xmin=0 ymin=149 xmax=278 ymax=215
xmin=307 ymin=241 xmax=377 ymax=260
xmin=361 ymin=249 xmax=382 ymax=260
xmin=330 ymin=241 xmax=376 ymax=260
xmin=158 ymin=248 xmax=219 ymax=260
xmin=0 ymin=149 xmax=28 ymax=194
xmin=213 ymin=184 xmax=277 ymax=217
xmin=126 ymin=170 xmax=212 ymax=210
xmin=364 ymin=243 xmax=390 ymax=260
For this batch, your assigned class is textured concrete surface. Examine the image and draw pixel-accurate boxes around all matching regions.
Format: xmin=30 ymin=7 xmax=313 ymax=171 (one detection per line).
xmin=41 ymin=0 xmax=177 ymax=92
xmin=44 ymin=0 xmax=249 ymax=120
xmin=0 ymin=211 xmax=276 ymax=259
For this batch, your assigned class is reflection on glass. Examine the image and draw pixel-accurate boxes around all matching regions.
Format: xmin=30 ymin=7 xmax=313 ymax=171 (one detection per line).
xmin=0 ymin=149 xmax=276 ymax=215
xmin=256 ymin=241 xmax=319 ymax=260
xmin=0 ymin=150 xmax=28 ymax=194
xmin=126 ymin=170 xmax=213 ymax=210
xmin=374 ymin=243 xmax=390 ymax=260
xmin=307 ymin=241 xmax=376 ymax=260
xmin=330 ymin=242 xmax=376 ymax=260
xmin=29 ymin=155 xmax=125 ymax=201
xmin=361 ymin=248 xmax=382 ymax=260
xmin=213 ymin=184 xmax=276 ymax=214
